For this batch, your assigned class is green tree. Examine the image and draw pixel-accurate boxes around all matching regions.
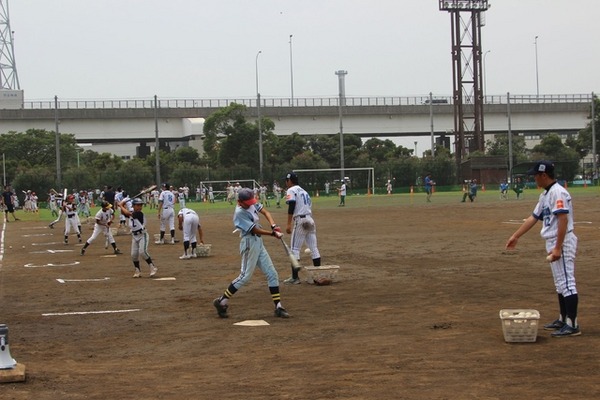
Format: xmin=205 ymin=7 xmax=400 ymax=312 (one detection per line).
xmin=531 ymin=133 xmax=580 ymax=180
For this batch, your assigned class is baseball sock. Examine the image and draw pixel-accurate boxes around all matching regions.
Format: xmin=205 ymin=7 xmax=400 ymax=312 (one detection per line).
xmin=291 ymin=265 xmax=299 ymax=280
xmin=557 ymin=293 xmax=566 ymax=321
xmin=313 ymin=257 xmax=321 ymax=267
xmin=564 ymin=294 xmax=578 ymax=327
xmin=220 ymin=284 xmax=238 ymax=305
xmin=269 ymin=287 xmax=282 ymax=307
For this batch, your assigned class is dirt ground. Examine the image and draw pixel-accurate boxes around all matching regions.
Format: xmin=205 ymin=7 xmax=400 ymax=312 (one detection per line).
xmin=1 ymin=192 xmax=600 ymax=400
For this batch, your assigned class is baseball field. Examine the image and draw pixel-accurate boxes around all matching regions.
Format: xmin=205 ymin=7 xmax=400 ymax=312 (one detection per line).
xmin=1 ymin=187 xmax=600 ymax=399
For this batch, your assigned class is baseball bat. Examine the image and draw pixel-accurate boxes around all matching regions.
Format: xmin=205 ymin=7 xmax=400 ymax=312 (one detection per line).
xmin=280 ymin=238 xmax=302 ymax=271
xmin=132 ymin=184 xmax=157 ymax=199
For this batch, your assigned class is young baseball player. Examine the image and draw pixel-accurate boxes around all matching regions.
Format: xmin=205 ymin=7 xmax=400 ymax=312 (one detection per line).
xmin=80 ymin=201 xmax=122 ymax=255
xmin=505 ymin=161 xmax=581 ymax=337
xmin=62 ymin=195 xmax=83 ymax=244
xmin=177 ymin=207 xmax=204 ymax=259
xmin=156 ymin=183 xmax=177 ymax=244
xmin=212 ymin=187 xmax=290 ymax=319
xmin=118 ymin=197 xmax=157 ymax=278
xmin=283 ymin=172 xmax=321 ymax=285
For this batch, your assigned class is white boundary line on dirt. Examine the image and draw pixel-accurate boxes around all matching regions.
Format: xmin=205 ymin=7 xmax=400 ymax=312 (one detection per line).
xmin=42 ymin=309 xmax=141 ymax=317
xmin=56 ymin=277 xmax=110 ymax=284
xmin=25 ymin=261 xmax=81 ymax=268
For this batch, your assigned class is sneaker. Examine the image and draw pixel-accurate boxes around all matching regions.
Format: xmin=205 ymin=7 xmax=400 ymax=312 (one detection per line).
xmin=149 ymin=265 xmax=158 ymax=277
xmin=170 ymin=238 xmax=176 ymax=245
xmin=213 ymin=298 xmax=228 ymax=318
xmin=78 ymin=238 xmax=82 ymax=244
xmin=80 ymin=248 xmax=85 ymax=256
xmin=283 ymin=277 xmax=301 ymax=285
xmin=114 ymin=248 xmax=122 ymax=255
xmin=155 ymin=239 xmax=164 ymax=245
xmin=274 ymin=307 xmax=290 ymax=318
xmin=64 ymin=239 xmax=68 ymax=245
xmin=133 ymin=269 xmax=141 ymax=278
xmin=190 ymin=250 xmax=198 ymax=258
xmin=179 ymin=253 xmax=191 ymax=260
xmin=543 ymin=319 xmax=566 ymax=331
xmin=551 ymin=324 xmax=581 ymax=338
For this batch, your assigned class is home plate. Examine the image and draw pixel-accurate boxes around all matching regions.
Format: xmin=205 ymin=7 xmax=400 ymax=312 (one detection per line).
xmin=153 ymin=277 xmax=176 ymax=281
xmin=233 ymin=320 xmax=270 ymax=326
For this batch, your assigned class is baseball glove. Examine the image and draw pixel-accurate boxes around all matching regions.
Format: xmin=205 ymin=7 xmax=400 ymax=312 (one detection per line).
xmin=313 ymin=277 xmax=332 ymax=286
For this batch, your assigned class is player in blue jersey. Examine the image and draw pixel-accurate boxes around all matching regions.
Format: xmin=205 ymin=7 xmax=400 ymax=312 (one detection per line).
xmin=213 ymin=188 xmax=290 ymax=319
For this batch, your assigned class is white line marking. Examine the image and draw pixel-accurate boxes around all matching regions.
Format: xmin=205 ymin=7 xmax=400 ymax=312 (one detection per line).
xmin=56 ymin=277 xmax=110 ymax=284
xmin=23 ymin=233 xmax=53 ymax=237
xmin=153 ymin=277 xmax=176 ymax=281
xmin=42 ymin=309 xmax=141 ymax=317
xmin=25 ymin=261 xmax=81 ymax=268
xmin=32 ymin=242 xmax=63 ymax=246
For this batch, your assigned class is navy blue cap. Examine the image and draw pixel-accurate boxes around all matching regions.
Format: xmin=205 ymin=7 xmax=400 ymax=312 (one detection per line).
xmin=527 ymin=161 xmax=554 ymax=175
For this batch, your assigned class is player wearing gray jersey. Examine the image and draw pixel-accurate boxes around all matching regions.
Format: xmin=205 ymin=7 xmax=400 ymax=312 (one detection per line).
xmin=283 ymin=172 xmax=321 ymax=285
xmin=506 ymin=161 xmax=581 ymax=338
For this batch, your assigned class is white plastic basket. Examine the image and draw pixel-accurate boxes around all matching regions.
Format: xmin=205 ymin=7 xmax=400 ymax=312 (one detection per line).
xmin=499 ymin=309 xmax=540 ymax=343
xmin=195 ymin=244 xmax=212 ymax=257
xmin=304 ymin=265 xmax=340 ymax=284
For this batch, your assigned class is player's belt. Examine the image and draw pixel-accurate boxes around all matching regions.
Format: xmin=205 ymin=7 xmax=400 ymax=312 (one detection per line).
xmin=132 ymin=229 xmax=145 ymax=235
xmin=294 ymin=214 xmax=308 ymax=219
xmin=163 ymin=206 xmax=171 ymax=209
xmin=67 ymin=214 xmax=75 ymax=218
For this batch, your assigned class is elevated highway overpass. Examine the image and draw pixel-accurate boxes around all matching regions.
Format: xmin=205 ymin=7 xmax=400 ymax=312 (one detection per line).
xmin=0 ymin=94 xmax=593 ymax=158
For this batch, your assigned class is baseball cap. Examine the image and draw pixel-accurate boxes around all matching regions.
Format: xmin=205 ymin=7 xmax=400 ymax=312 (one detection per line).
xmin=101 ymin=201 xmax=112 ymax=209
xmin=527 ymin=161 xmax=554 ymax=175
xmin=285 ymin=172 xmax=299 ymax=184
xmin=238 ymin=188 xmax=257 ymax=205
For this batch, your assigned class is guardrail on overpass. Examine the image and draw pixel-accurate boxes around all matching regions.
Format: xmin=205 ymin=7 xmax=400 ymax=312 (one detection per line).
xmin=22 ymin=93 xmax=594 ymax=110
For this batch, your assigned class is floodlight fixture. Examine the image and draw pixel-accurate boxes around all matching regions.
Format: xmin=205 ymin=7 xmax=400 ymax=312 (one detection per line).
xmin=439 ymin=0 xmax=489 ymax=11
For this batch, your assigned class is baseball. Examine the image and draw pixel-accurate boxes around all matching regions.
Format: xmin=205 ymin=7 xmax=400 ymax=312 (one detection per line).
xmin=304 ymin=248 xmax=312 ymax=255
xmin=9 ymin=245 xmax=12 ymax=249
xmin=546 ymin=255 xmax=553 ymax=262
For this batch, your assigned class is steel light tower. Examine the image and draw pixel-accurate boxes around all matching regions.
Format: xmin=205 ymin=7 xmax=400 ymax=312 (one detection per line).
xmin=439 ymin=0 xmax=489 ymax=174
xmin=0 ymin=0 xmax=20 ymax=90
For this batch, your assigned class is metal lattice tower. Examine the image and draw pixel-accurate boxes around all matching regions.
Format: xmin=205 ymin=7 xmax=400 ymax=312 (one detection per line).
xmin=439 ymin=0 xmax=489 ymax=171
xmin=0 ymin=0 xmax=19 ymax=90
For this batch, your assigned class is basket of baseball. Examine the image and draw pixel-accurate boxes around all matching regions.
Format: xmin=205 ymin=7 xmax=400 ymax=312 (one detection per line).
xmin=499 ymin=309 xmax=540 ymax=343
xmin=305 ymin=265 xmax=340 ymax=284
xmin=195 ymin=244 xmax=212 ymax=257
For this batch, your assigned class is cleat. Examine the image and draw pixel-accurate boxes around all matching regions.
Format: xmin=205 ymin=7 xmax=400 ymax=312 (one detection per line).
xmin=155 ymin=239 xmax=164 ymax=245
xmin=170 ymin=238 xmax=176 ymax=245
xmin=191 ymin=251 xmax=198 ymax=258
xmin=213 ymin=298 xmax=228 ymax=318
xmin=149 ymin=265 xmax=158 ymax=277
xmin=179 ymin=253 xmax=191 ymax=260
xmin=133 ymin=269 xmax=141 ymax=278
xmin=551 ymin=324 xmax=581 ymax=338
xmin=80 ymin=248 xmax=85 ymax=256
xmin=114 ymin=248 xmax=122 ymax=255
xmin=283 ymin=277 xmax=301 ymax=285
xmin=78 ymin=238 xmax=82 ymax=244
xmin=274 ymin=307 xmax=290 ymax=318
xmin=49 ymin=223 xmax=54 ymax=229
xmin=543 ymin=319 xmax=566 ymax=331
xmin=64 ymin=240 xmax=68 ymax=245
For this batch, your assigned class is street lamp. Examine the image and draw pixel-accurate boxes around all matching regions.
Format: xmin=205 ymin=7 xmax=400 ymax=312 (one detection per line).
xmin=483 ymin=50 xmax=491 ymax=99
xmin=289 ymin=34 xmax=294 ymax=106
xmin=256 ymin=50 xmax=263 ymax=182
xmin=414 ymin=141 xmax=418 ymax=157
xmin=335 ymin=70 xmax=347 ymax=182
xmin=534 ymin=36 xmax=539 ymax=98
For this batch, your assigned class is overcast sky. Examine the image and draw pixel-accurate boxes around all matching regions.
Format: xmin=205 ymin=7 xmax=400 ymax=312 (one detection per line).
xmin=8 ymin=0 xmax=600 ymax=150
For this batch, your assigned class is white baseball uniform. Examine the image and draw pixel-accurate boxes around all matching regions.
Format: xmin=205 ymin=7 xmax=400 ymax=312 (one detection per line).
xmin=285 ymin=184 xmax=320 ymax=260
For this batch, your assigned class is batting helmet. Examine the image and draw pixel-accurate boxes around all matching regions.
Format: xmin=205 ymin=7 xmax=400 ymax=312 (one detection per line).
xmin=131 ymin=198 xmax=144 ymax=205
